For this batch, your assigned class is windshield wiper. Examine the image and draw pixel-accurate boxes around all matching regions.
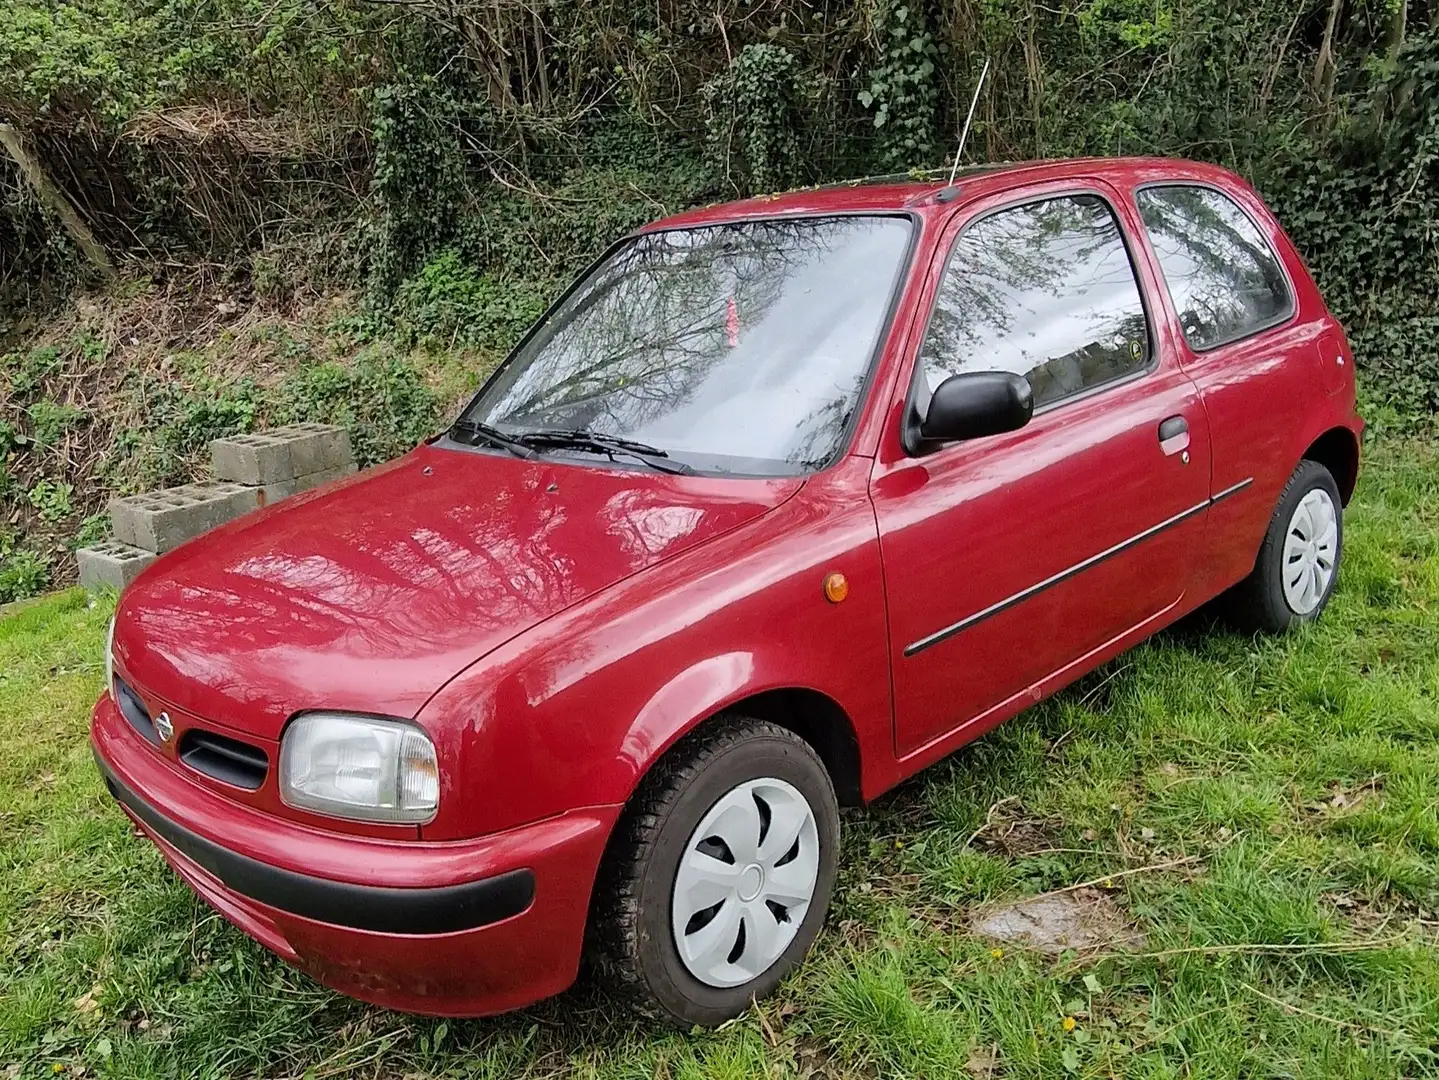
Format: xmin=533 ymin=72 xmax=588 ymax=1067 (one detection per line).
xmin=515 ymin=428 xmax=695 ymax=475
xmin=448 ymin=418 xmax=535 ymax=459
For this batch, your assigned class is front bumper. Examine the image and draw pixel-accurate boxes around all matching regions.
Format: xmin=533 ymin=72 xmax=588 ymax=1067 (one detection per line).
xmin=91 ymin=694 xmax=621 ymax=1016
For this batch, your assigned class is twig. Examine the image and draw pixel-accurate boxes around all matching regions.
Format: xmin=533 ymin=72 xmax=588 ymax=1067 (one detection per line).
xmin=1240 ymin=982 xmax=1407 ymax=1042
xmin=964 ymin=795 xmax=1021 ymax=850
xmin=1136 ymin=934 xmax=1409 ymax=962
xmin=1043 ymin=855 xmax=1201 ymax=897
xmin=1077 ymin=661 xmax=1131 ymax=709
xmin=1131 ymin=1003 xmax=1238 ymax=1050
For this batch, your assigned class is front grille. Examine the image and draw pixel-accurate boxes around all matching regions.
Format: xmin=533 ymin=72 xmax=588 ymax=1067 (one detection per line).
xmin=178 ymin=729 xmax=269 ymax=790
xmin=113 ymin=677 xmax=159 ymax=744
xmin=113 ymin=676 xmax=269 ymax=790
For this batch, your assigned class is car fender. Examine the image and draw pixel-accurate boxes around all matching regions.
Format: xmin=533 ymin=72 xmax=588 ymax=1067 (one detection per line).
xmin=416 ymin=456 xmax=892 ymax=840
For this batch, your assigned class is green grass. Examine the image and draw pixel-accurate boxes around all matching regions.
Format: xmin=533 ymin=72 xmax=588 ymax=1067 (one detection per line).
xmin=4 ymin=439 xmax=1439 ymax=1078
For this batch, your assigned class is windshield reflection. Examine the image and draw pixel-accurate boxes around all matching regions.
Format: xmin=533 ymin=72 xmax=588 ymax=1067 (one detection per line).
xmin=464 ymin=216 xmax=913 ymax=475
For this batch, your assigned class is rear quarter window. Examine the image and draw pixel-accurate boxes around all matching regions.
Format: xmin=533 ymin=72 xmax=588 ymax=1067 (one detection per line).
xmin=1135 ymin=184 xmax=1293 ymax=351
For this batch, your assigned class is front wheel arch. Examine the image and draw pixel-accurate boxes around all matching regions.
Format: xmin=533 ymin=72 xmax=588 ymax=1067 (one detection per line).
xmin=586 ymin=714 xmax=841 ymax=1025
xmin=617 ymin=670 xmax=866 ymax=813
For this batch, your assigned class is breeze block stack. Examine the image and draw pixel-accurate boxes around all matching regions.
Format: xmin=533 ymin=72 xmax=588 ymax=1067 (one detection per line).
xmin=77 ymin=423 xmax=355 ymax=592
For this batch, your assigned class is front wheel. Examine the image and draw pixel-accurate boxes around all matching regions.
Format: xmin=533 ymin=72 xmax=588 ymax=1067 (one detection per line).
xmin=1226 ymin=459 xmax=1343 ymax=632
xmin=590 ymin=717 xmax=839 ymax=1027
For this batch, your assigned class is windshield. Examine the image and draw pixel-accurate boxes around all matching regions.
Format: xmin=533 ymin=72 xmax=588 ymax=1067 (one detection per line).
xmin=460 ymin=214 xmax=914 ymax=475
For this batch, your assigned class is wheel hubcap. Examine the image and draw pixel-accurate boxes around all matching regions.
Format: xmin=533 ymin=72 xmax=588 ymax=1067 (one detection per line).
xmin=671 ymin=777 xmax=820 ymax=988
xmin=1282 ymin=487 xmax=1338 ymax=615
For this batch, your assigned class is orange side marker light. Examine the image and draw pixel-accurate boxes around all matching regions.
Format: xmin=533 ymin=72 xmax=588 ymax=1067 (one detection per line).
xmin=823 ymin=572 xmax=849 ymax=604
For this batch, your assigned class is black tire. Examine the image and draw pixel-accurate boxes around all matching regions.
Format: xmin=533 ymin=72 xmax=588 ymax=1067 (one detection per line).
xmin=1225 ymin=459 xmax=1343 ymax=633
xmin=589 ymin=716 xmax=839 ymax=1027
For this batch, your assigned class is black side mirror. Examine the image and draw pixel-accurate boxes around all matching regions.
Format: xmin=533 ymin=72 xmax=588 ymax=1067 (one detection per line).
xmin=918 ymin=370 xmax=1033 ymax=445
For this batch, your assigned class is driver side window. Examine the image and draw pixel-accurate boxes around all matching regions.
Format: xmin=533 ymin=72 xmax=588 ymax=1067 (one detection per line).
xmin=918 ymin=194 xmax=1152 ymax=412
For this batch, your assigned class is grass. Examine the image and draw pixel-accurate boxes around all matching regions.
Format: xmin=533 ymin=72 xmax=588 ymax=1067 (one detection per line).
xmin=3 ymin=437 xmax=1439 ymax=1078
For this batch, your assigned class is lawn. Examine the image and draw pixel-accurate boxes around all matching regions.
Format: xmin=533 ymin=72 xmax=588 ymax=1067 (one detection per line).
xmin=3 ymin=438 xmax=1439 ymax=1079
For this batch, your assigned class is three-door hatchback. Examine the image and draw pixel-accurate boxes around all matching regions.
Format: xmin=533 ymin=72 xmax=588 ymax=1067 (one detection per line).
xmin=94 ymin=157 xmax=1362 ymax=1026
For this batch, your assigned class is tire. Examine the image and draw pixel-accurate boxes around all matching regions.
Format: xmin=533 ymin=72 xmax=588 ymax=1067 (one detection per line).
xmin=1225 ymin=459 xmax=1343 ymax=633
xmin=589 ymin=716 xmax=839 ymax=1027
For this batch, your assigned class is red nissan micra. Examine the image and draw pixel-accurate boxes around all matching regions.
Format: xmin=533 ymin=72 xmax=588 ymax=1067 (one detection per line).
xmin=93 ymin=157 xmax=1361 ymax=1026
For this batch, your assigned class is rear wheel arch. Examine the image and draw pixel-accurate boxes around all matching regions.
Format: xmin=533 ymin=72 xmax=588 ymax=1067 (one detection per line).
xmin=1302 ymin=426 xmax=1359 ymax=505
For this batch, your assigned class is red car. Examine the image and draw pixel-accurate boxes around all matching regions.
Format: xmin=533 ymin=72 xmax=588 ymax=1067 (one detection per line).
xmin=93 ymin=157 xmax=1360 ymax=1026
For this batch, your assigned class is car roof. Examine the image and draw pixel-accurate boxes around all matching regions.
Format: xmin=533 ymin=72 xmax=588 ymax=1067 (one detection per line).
xmin=642 ymin=156 xmax=1247 ymax=230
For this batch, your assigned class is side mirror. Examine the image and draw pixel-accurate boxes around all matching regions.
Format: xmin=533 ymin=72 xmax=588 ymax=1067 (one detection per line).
xmin=919 ymin=371 xmax=1033 ymax=444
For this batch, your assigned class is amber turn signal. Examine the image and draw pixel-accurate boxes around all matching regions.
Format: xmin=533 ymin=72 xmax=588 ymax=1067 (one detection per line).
xmin=823 ymin=572 xmax=849 ymax=604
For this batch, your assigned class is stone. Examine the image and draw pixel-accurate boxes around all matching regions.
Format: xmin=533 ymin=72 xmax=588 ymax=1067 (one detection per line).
xmin=970 ymin=888 xmax=1147 ymax=956
xmin=77 ymin=540 xmax=156 ymax=592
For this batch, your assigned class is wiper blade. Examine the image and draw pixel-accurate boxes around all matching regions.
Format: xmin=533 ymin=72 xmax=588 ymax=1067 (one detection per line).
xmin=448 ymin=418 xmax=535 ymax=459
xmin=516 ymin=428 xmax=694 ymax=475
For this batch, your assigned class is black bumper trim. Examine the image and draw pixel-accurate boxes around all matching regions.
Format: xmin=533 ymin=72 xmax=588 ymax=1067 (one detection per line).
xmin=95 ymin=752 xmax=535 ymax=935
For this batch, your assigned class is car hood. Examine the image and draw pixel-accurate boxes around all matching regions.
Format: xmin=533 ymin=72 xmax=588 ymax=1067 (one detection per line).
xmin=113 ymin=441 xmax=802 ymax=738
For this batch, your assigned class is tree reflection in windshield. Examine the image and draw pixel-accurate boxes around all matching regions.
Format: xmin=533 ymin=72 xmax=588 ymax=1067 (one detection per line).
xmin=464 ymin=215 xmax=913 ymax=475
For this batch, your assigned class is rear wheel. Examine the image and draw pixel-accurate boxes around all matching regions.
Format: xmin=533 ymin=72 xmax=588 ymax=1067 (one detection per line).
xmin=590 ymin=717 xmax=838 ymax=1027
xmin=1226 ymin=459 xmax=1343 ymax=632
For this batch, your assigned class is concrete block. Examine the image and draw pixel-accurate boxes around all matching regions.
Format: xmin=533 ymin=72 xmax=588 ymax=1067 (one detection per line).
xmin=285 ymin=423 xmax=352 ymax=479
xmin=77 ymin=540 xmax=156 ymax=592
xmin=211 ymin=424 xmax=352 ymax=486
xmin=251 ymin=463 xmax=359 ymax=508
xmin=110 ymin=481 xmax=259 ymax=554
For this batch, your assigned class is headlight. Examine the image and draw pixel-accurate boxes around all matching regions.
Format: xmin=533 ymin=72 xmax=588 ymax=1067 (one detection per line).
xmin=105 ymin=615 xmax=116 ymax=694
xmin=279 ymin=713 xmax=439 ymax=824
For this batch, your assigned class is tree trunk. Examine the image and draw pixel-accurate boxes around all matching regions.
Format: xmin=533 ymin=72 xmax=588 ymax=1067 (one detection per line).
xmin=0 ymin=124 xmax=116 ymax=279
xmin=1313 ymin=0 xmax=1344 ymax=119
xmin=1385 ymin=0 xmax=1407 ymax=61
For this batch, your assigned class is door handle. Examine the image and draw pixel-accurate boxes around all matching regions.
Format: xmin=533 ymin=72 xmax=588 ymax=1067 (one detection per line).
xmin=1158 ymin=415 xmax=1190 ymax=457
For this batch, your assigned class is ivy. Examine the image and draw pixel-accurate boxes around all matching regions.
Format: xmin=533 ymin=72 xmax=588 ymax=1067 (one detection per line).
xmin=702 ymin=44 xmax=805 ymax=196
xmin=1267 ymin=32 xmax=1439 ymax=426
xmin=859 ymin=4 xmax=940 ymax=171
xmin=366 ymin=71 xmax=471 ymax=301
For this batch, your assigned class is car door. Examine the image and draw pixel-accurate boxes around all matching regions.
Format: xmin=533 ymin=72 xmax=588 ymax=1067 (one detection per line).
xmin=870 ymin=181 xmax=1213 ymax=760
xmin=1130 ymin=180 xmax=1328 ymax=596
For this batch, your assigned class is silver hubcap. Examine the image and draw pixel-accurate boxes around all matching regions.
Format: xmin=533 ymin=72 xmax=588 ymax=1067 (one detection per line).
xmin=671 ymin=777 xmax=819 ymax=988
xmin=1282 ymin=487 xmax=1338 ymax=615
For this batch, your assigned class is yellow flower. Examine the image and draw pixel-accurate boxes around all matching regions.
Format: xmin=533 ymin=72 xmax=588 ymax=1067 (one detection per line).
xmin=1062 ymin=1016 xmax=1077 ymax=1032
xmin=989 ymin=947 xmax=1004 ymax=959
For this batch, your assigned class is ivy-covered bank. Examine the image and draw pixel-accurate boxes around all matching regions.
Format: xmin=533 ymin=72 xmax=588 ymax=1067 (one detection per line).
xmin=2 ymin=1 xmax=1438 ymax=599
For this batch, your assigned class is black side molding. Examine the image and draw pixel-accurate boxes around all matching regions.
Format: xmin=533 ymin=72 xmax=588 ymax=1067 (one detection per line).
xmin=905 ymin=477 xmax=1256 ymax=657
xmin=95 ymin=752 xmax=534 ymax=935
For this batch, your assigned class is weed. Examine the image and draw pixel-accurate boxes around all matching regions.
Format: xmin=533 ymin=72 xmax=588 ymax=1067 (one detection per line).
xmin=0 ymin=545 xmax=48 ymax=602
xmin=73 ymin=513 xmax=109 ymax=549
xmin=392 ymin=249 xmax=549 ymax=353
xmin=278 ymin=350 xmax=440 ymax=466
xmin=5 ymin=344 xmax=60 ymax=396
xmin=26 ymin=400 xmax=84 ymax=446
xmin=26 ymin=478 xmax=73 ymax=522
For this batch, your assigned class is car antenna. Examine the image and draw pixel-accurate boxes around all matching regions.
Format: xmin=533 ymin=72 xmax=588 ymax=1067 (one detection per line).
xmin=947 ymin=57 xmax=991 ymax=186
